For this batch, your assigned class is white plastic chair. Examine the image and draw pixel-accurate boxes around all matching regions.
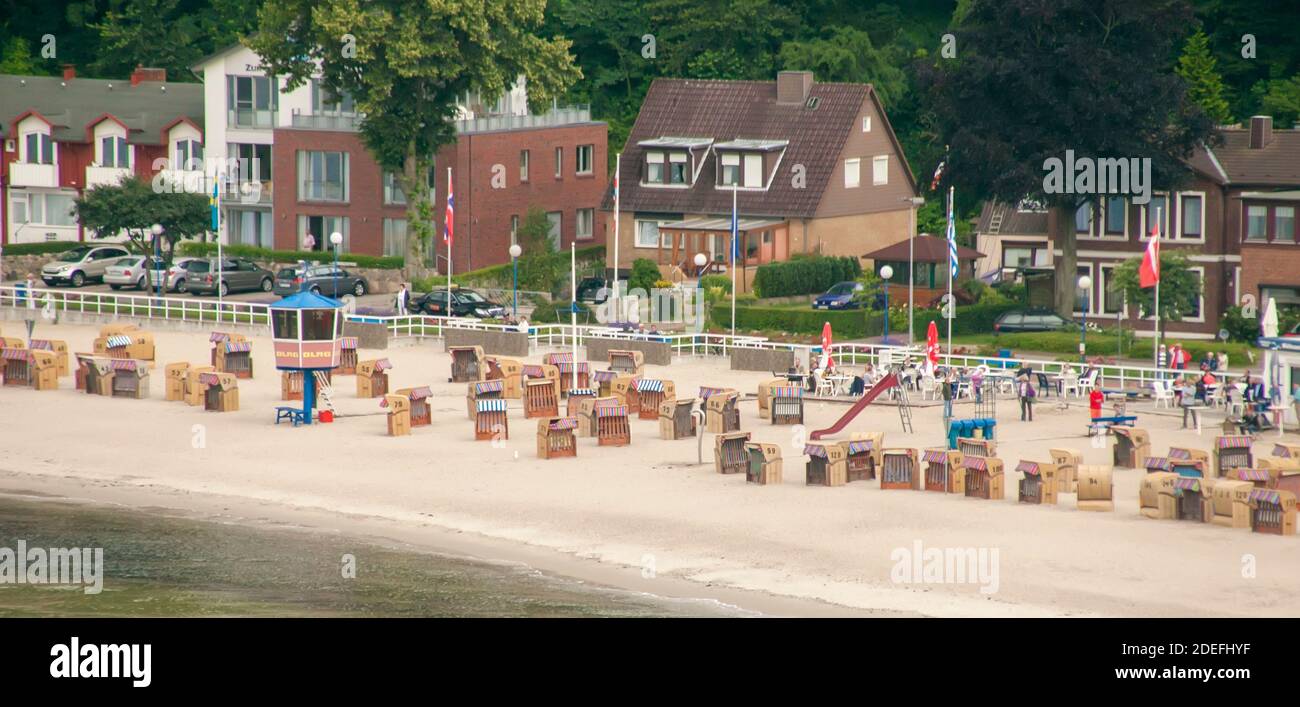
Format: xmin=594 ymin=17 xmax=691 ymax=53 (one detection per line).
xmin=1061 ymin=374 xmax=1081 ymax=398
xmin=1078 ymin=370 xmax=1099 ymax=396
xmin=1151 ymin=380 xmax=1173 ymax=408
xmin=921 ymin=375 xmax=939 ymax=401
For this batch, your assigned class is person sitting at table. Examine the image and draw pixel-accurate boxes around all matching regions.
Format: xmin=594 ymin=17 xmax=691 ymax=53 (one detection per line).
xmin=849 ymin=373 xmax=865 ymax=396
xmin=807 ymin=367 xmax=821 ymax=394
xmin=1243 ymin=373 xmax=1265 ymax=403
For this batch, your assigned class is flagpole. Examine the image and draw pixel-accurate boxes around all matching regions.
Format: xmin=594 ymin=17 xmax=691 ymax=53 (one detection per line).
xmin=446 ymin=167 xmax=452 ymax=319
xmin=612 ymin=152 xmax=620 ymax=321
xmin=730 ymin=185 xmax=737 ymax=338
xmin=571 ymin=242 xmax=578 ymax=391
xmin=216 ymin=172 xmax=224 ymax=324
xmin=1154 ymin=206 xmax=1161 ymax=368
xmin=946 ymin=185 xmax=954 ymax=366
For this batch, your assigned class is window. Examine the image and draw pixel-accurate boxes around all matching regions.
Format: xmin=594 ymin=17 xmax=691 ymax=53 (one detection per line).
xmin=1074 ymin=202 xmax=1094 ymax=235
xmin=9 ymin=196 xmax=27 ymax=225
xmin=272 ymin=310 xmax=299 ymax=340
xmin=299 ymin=215 xmax=349 ymax=251
xmin=302 ymin=310 xmax=337 ymax=341
xmin=100 ymin=136 xmax=129 ymax=168
xmin=743 ymin=154 xmax=763 ymax=188
xmin=1104 ymin=196 xmax=1126 ymax=236
xmin=862 ymin=116 xmax=872 ymax=132
xmin=554 ymin=147 xmax=563 ymax=179
xmin=1277 ymin=206 xmax=1296 ymax=242
xmin=175 ymin=140 xmax=203 ymax=171
xmin=510 ymin=215 xmax=519 ymax=245
xmin=872 ymin=156 xmax=888 ymax=186
xmin=383 ymin=218 xmax=408 ymax=257
xmin=1182 ymin=269 xmax=1204 ymax=320
xmin=230 ymin=209 xmax=273 ymax=248
xmin=576 ymin=145 xmax=593 ymax=175
xmin=46 ymin=194 xmax=75 ymax=226
xmin=668 ymin=153 xmax=687 ymax=185
xmin=12 ymin=193 xmax=76 ymax=227
xmin=1143 ymin=194 xmax=1169 ymax=238
xmin=720 ymin=153 xmax=740 ymax=186
xmin=546 ymin=211 xmax=562 ymax=248
xmin=383 ymin=172 xmax=406 ymax=206
xmin=520 ymin=150 xmax=529 ymax=182
xmin=227 ymin=75 xmax=279 ymax=128
xmin=646 ymin=152 xmax=665 ymax=183
xmin=311 ymin=80 xmax=355 ymax=114
xmin=761 ymin=230 xmax=772 ymax=244
xmin=1246 ymin=205 xmax=1269 ymax=241
xmin=1101 ymin=265 xmax=1124 ymax=314
xmin=230 ymin=143 xmax=272 ymax=182
xmin=1003 ymin=246 xmax=1046 ymax=268
xmin=576 ymin=208 xmax=594 ymax=240
xmin=844 ymin=158 xmax=861 ymax=189
xmin=1179 ymin=193 xmax=1203 ymax=239
xmin=636 ymin=219 xmax=669 ymax=248
xmin=298 ymin=151 xmax=349 ymax=201
xmin=24 ymin=132 xmax=53 ymax=164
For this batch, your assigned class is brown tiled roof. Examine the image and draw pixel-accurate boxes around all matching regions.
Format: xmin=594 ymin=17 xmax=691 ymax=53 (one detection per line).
xmin=1210 ymin=127 xmax=1300 ymax=186
xmin=973 ymin=200 xmax=1049 ymax=236
xmin=862 ymin=234 xmax=983 ymax=262
xmin=603 ymin=77 xmax=913 ymax=218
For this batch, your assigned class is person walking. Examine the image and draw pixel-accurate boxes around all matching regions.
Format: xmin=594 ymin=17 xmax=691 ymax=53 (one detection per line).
xmin=394 ymin=282 xmax=410 ymax=314
xmin=1018 ymin=373 xmax=1036 ymax=422
xmin=941 ymin=371 xmax=955 ymax=420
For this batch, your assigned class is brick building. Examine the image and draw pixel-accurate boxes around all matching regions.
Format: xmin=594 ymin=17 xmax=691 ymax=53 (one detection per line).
xmin=0 ymin=66 xmax=203 ymax=245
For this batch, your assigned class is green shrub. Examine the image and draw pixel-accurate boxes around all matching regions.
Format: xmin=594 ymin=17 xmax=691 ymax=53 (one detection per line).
xmin=177 ymin=242 xmax=403 ymax=270
xmin=752 ymin=255 xmax=862 ymax=298
xmin=711 ymin=305 xmax=868 ymax=337
xmin=865 ymin=301 xmax=1018 ymax=337
xmin=529 ymin=299 xmax=595 ymax=324
xmin=627 ymin=258 xmax=662 ymax=294
xmin=1 ymin=241 xmax=84 ymax=255
xmin=698 ymin=274 xmax=732 ymax=293
xmin=1219 ymin=306 xmax=1259 ymax=343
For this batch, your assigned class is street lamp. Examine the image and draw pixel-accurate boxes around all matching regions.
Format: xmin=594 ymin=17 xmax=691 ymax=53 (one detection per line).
xmin=880 ymin=265 xmax=894 ymax=345
xmin=694 ymin=252 xmax=708 ymax=278
xmin=509 ymin=243 xmax=522 ymax=317
xmin=150 ymin=223 xmax=164 ymax=301
xmin=329 ymin=232 xmax=343 ymax=297
xmin=1077 ymin=274 xmax=1092 ymax=363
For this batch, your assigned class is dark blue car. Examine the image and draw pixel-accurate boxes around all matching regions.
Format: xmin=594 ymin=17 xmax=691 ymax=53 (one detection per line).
xmin=812 ymin=281 xmax=863 ymax=310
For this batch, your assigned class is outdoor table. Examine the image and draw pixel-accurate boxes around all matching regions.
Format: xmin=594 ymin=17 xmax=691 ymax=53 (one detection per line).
xmin=828 ymin=374 xmax=853 ymax=396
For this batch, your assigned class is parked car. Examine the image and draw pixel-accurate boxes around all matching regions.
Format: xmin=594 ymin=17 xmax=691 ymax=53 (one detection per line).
xmin=576 ymin=276 xmax=610 ymax=305
xmin=993 ymin=309 xmax=1079 ymax=334
xmin=104 ymin=255 xmax=167 ymax=291
xmin=812 ymin=281 xmax=863 ymax=310
xmin=40 ymin=244 xmax=130 ymax=287
xmin=156 ymin=256 xmax=199 ymax=292
xmin=186 ymin=258 xmax=275 ymax=297
xmin=1284 ymin=322 xmax=1300 ymax=338
xmin=273 ymin=264 xmax=369 ymax=298
xmin=408 ymin=287 xmax=507 ymax=318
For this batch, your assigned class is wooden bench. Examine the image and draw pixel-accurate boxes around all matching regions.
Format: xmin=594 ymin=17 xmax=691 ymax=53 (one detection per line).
xmin=275 ymin=406 xmax=306 ymax=426
xmin=1087 ymin=415 xmax=1137 ymax=436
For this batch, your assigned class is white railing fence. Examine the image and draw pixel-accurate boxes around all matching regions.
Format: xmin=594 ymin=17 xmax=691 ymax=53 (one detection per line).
xmin=1 ymin=284 xmax=1247 ymax=393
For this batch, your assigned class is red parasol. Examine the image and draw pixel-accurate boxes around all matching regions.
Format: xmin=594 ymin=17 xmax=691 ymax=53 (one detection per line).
xmin=821 ymin=321 xmax=833 ymax=371
xmin=925 ymin=320 xmax=940 ymax=375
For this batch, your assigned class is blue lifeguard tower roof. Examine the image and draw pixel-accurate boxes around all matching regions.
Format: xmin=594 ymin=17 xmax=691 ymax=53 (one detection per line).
xmin=271 ymin=291 xmax=344 ymax=310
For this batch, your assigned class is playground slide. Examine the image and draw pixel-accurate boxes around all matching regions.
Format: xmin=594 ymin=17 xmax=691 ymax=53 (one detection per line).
xmin=810 ymin=372 xmax=899 ymax=440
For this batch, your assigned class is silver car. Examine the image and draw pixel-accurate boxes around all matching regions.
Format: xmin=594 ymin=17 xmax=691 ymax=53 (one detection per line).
xmin=41 ymin=244 xmax=130 ymax=287
xmin=104 ymin=256 xmax=166 ymax=291
xmin=156 ymin=256 xmax=199 ymax=292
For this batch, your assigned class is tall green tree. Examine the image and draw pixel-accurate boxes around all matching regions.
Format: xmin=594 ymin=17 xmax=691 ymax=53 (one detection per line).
xmin=917 ymin=0 xmax=1216 ymax=319
xmin=778 ymin=26 xmax=906 ymax=105
xmin=1176 ymin=30 xmax=1232 ymax=125
xmin=1110 ymin=251 xmax=1203 ymax=322
xmin=250 ymin=0 xmax=581 ymax=276
xmin=1257 ymin=75 xmax=1300 ymax=126
xmin=514 ymin=206 xmax=564 ymax=294
xmin=74 ymin=176 xmax=210 ymax=261
xmin=0 ymin=36 xmax=38 ymax=74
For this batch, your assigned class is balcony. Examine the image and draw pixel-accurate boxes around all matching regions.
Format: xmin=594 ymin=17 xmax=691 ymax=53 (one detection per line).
xmin=227 ymin=108 xmax=276 ymax=130
xmin=290 ymin=111 xmax=364 ymax=132
xmin=9 ymin=162 xmax=58 ymax=188
xmin=455 ymin=105 xmax=592 ymax=135
xmin=86 ymin=166 xmax=133 ymax=189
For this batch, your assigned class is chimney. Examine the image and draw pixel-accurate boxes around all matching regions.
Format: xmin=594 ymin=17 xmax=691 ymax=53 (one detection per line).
xmin=1249 ymin=115 xmax=1273 ymax=149
xmin=130 ymin=66 xmax=167 ymax=86
xmin=61 ymin=64 xmax=76 ymax=81
xmin=776 ymin=71 xmax=814 ymax=105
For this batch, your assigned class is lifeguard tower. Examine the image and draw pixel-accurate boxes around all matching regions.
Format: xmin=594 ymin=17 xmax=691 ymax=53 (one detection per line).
xmin=270 ymin=291 xmax=344 ymax=426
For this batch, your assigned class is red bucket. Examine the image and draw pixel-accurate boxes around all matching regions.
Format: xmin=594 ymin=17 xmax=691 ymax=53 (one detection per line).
xmin=318 ymin=410 xmax=334 ymax=423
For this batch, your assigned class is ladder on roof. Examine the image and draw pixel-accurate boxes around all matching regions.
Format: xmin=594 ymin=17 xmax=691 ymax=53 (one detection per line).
xmin=314 ymin=370 xmax=336 ymax=414
xmin=988 ymin=206 xmax=1004 ymax=235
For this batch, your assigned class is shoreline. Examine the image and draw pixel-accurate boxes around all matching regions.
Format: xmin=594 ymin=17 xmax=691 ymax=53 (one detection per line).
xmin=0 ymin=469 xmax=895 ymax=618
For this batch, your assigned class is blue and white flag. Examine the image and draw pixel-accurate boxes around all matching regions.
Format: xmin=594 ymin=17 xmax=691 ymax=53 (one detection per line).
xmin=945 ymin=193 xmax=958 ymax=279
xmin=730 ymin=187 xmax=740 ymax=262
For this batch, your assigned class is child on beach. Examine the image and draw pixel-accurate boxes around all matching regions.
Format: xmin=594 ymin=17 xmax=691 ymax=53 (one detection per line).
xmin=1089 ymin=388 xmax=1104 ymax=419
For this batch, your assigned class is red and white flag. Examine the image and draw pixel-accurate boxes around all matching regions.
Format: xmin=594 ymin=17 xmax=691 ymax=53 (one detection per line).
xmin=444 ymin=173 xmax=455 ymax=247
xmin=1139 ymin=219 xmax=1160 ymax=289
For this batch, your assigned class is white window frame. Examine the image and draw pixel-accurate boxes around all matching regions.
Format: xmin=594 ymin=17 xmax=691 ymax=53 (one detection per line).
xmin=645 ymin=151 xmax=665 ymax=185
xmin=520 ymin=150 xmax=529 ymax=182
xmin=554 ymin=147 xmax=563 ymax=179
xmin=382 ymin=218 xmax=408 ymax=258
xmin=844 ymin=158 xmax=861 ymax=189
xmin=21 ymin=130 xmax=54 ymax=165
xmin=1098 ymin=262 xmax=1128 ymax=317
xmin=1139 ymin=192 xmax=1171 ymax=241
xmin=1182 ymin=265 xmax=1206 ymax=323
xmin=576 ymin=145 xmax=593 ymax=175
xmin=635 ymin=218 xmax=672 ymax=249
xmin=719 ymin=153 xmax=740 ymax=186
xmin=1175 ymin=191 xmax=1206 ymax=243
xmin=667 ymin=152 xmax=688 ymax=185
xmin=1276 ymin=205 xmax=1297 ymax=243
xmin=546 ymin=210 xmax=562 ymax=248
xmin=98 ymin=135 xmax=130 ymax=169
xmin=576 ymin=208 xmax=594 ymax=240
xmin=1244 ymin=204 xmax=1270 ymax=242
xmin=1100 ymin=196 xmax=1128 ymax=239
xmin=862 ymin=116 xmax=871 ymax=132
xmin=872 ymin=155 xmax=888 ymax=186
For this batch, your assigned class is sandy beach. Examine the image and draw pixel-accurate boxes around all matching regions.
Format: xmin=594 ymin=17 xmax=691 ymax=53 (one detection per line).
xmin=3 ymin=320 xmax=1298 ymax=617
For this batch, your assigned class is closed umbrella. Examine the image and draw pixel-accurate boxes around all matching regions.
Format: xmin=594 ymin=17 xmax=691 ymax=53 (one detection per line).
xmin=1262 ymin=297 xmax=1279 ymax=403
xmin=820 ymin=321 xmax=833 ymax=371
xmin=925 ymin=320 xmax=940 ymax=377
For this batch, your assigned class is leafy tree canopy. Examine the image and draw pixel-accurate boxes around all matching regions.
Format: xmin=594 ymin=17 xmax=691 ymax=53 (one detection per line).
xmin=74 ymin=176 xmax=210 ymax=261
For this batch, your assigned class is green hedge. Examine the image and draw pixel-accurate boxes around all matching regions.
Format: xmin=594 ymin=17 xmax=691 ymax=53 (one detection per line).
xmin=450 ymin=245 xmax=606 ymax=288
xmin=177 ymin=242 xmax=404 ymax=270
xmin=752 ymin=255 xmax=862 ymax=298
xmin=712 ymin=305 xmax=868 ymax=337
xmin=1 ymin=241 xmax=85 ymax=255
xmin=865 ymin=301 xmax=1019 ymax=337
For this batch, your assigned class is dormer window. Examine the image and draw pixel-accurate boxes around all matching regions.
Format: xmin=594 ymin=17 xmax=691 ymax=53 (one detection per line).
xmin=24 ymin=132 xmax=53 ymax=165
xmin=175 ymin=140 xmax=203 ymax=171
xmin=668 ymin=153 xmax=688 ymax=184
xmin=713 ymin=139 xmax=788 ymax=191
xmin=638 ymin=137 xmax=712 ymax=187
xmin=720 ymin=154 xmax=740 ymax=186
xmin=646 ymin=151 xmax=665 ymax=182
xmin=101 ymin=136 xmax=130 ymax=168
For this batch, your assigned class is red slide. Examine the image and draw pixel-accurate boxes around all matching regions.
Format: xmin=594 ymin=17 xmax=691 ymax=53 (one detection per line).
xmin=810 ymin=372 xmax=899 ymax=440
